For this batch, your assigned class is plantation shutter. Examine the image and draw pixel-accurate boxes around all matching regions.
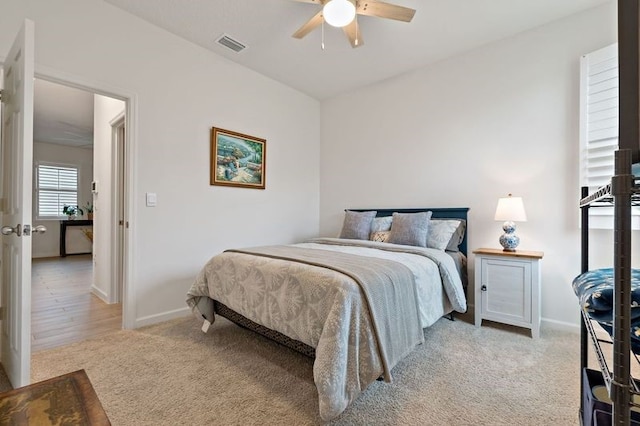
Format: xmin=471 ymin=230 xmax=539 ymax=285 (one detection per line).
xmin=579 ymin=44 xmax=639 ymax=228
xmin=580 ymin=44 xmax=618 ymax=192
xmin=579 ymin=44 xmax=619 ymax=227
xmin=37 ymin=164 xmax=78 ymax=217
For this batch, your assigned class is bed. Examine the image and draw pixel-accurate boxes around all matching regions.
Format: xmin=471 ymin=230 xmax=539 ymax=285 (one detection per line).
xmin=186 ymin=208 xmax=468 ymax=420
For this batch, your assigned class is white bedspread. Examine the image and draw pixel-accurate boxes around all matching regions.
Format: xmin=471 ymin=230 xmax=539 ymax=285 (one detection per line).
xmin=186 ymin=238 xmax=466 ymax=420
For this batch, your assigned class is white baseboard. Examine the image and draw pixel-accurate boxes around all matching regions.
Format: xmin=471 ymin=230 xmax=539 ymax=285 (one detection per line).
xmin=135 ymin=306 xmax=191 ymax=328
xmin=32 ymin=252 xmax=60 ymax=259
xmin=541 ymin=317 xmax=580 ymax=333
xmin=132 ymin=308 xmax=579 ymax=337
xmin=91 ymin=285 xmax=109 ymax=303
xmin=469 ymin=303 xmax=580 ymax=334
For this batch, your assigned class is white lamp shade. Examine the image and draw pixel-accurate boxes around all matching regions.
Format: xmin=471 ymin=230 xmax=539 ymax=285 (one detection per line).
xmin=494 ymin=195 xmax=527 ymax=222
xmin=323 ymin=0 xmax=356 ymax=27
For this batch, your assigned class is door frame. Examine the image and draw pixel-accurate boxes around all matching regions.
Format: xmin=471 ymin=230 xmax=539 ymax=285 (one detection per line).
xmin=110 ymin=112 xmax=125 ymax=304
xmin=34 ymin=65 xmax=137 ymax=329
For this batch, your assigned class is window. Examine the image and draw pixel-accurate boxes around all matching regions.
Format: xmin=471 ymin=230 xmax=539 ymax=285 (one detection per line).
xmin=580 ymin=44 xmax=618 ymax=194
xmin=580 ymin=43 xmax=640 ymax=229
xmin=36 ymin=163 xmax=79 ymax=218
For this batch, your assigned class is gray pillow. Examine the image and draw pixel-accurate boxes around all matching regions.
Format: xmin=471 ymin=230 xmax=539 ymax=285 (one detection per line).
xmin=388 ymin=211 xmax=432 ymax=247
xmin=339 ymin=210 xmax=377 ymax=240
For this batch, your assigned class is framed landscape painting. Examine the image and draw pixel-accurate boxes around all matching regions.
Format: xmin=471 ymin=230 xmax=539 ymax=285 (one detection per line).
xmin=210 ymin=127 xmax=266 ymax=189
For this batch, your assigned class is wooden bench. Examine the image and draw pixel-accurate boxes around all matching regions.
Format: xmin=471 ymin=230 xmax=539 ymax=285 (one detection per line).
xmin=0 ymin=369 xmax=110 ymax=425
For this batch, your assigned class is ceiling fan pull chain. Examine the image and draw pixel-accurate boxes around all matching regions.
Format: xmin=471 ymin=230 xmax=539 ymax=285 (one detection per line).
xmin=354 ymin=7 xmax=359 ymax=46
xmin=321 ymin=16 xmax=325 ymax=50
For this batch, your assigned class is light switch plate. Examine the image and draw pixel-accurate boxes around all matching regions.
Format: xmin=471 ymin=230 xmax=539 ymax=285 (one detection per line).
xmin=146 ymin=192 xmax=157 ymax=207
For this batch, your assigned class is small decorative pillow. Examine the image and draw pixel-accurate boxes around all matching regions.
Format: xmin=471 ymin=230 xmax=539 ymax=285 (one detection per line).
xmin=371 ymin=216 xmax=393 ymax=233
xmin=388 ymin=211 xmax=432 ymax=247
xmin=428 ymin=219 xmax=461 ymax=251
xmin=339 ymin=210 xmax=377 ymax=240
xmin=370 ymin=231 xmax=391 ymax=243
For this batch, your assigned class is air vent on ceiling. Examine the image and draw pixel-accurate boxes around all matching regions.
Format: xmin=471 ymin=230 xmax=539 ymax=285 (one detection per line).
xmin=216 ymin=34 xmax=247 ymax=53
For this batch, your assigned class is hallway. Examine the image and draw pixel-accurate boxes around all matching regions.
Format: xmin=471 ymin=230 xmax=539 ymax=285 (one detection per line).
xmin=31 ymin=255 xmax=121 ymax=352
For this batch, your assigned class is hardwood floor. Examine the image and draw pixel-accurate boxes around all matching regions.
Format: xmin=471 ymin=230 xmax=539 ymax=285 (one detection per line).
xmin=31 ymin=255 xmax=122 ymax=352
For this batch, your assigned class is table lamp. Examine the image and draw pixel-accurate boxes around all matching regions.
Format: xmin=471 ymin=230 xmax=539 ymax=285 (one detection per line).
xmin=494 ymin=194 xmax=527 ymax=251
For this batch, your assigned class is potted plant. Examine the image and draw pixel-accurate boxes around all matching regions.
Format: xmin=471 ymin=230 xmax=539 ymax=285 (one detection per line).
xmin=62 ymin=204 xmax=83 ymax=220
xmin=83 ymin=202 xmax=94 ymax=220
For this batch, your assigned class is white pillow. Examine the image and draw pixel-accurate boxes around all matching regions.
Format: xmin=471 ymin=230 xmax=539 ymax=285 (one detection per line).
xmin=427 ymin=219 xmax=461 ymax=251
xmin=371 ymin=216 xmax=393 ymax=232
xmin=446 ymin=220 xmax=466 ymax=251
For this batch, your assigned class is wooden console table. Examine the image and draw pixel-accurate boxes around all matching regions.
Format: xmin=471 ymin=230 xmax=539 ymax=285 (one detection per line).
xmin=59 ymin=219 xmax=93 ymax=257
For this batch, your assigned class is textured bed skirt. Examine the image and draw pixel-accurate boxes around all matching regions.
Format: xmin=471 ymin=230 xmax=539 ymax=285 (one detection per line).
xmin=213 ymin=300 xmax=316 ymax=358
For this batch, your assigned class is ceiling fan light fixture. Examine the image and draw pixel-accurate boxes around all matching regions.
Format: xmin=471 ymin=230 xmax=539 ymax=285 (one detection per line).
xmin=323 ymin=0 xmax=356 ymax=28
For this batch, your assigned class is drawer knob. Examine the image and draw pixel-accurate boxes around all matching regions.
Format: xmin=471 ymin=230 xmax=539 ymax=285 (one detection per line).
xmin=481 ymin=285 xmax=487 ymax=291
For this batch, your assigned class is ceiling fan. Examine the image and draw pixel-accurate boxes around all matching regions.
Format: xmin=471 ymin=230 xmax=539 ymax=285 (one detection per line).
xmin=291 ymin=0 xmax=416 ymax=48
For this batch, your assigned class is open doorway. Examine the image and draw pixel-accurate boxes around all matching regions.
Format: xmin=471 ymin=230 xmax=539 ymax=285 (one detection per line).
xmin=31 ymin=79 xmax=126 ymax=352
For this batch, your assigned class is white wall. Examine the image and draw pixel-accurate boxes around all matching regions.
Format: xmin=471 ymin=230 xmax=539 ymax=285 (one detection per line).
xmin=92 ymin=95 xmax=125 ymax=302
xmin=6 ymin=0 xmax=625 ymax=330
xmin=1 ymin=0 xmax=320 ymax=327
xmin=320 ymin=2 xmax=635 ymax=328
xmin=32 ymin=141 xmax=93 ymax=258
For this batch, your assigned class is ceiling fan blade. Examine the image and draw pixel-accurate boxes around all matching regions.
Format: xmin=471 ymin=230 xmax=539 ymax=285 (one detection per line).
xmin=357 ymin=1 xmax=416 ymax=22
xmin=293 ymin=10 xmax=324 ymax=39
xmin=342 ymin=20 xmax=364 ymax=48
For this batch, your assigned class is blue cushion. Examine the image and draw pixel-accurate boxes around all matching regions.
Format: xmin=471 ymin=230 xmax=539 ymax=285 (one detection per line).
xmin=573 ymin=268 xmax=640 ymax=354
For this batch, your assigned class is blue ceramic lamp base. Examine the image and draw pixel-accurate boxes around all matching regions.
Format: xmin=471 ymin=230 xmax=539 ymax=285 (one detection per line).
xmin=499 ymin=221 xmax=520 ymax=252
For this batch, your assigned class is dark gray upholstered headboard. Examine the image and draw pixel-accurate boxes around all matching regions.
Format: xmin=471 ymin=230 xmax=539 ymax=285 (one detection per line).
xmin=349 ymin=208 xmax=470 ymax=256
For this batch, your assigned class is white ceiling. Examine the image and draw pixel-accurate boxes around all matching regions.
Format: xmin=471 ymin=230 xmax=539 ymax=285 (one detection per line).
xmin=103 ymin=0 xmax=611 ymax=100
xmin=34 ymin=79 xmax=94 ymax=148
xmin=31 ymin=0 xmax=612 ymax=145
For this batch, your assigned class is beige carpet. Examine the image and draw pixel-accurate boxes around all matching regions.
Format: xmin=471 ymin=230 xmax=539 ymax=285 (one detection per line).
xmin=29 ymin=313 xmax=581 ymax=425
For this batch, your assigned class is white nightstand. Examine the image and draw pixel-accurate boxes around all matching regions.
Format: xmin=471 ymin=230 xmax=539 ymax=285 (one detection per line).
xmin=473 ymin=248 xmax=544 ymax=338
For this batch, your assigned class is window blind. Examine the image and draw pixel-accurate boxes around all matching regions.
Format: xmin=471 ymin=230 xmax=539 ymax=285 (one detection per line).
xmin=580 ymin=43 xmax=618 ymax=192
xmin=579 ymin=44 xmax=640 ymax=229
xmin=36 ymin=164 xmax=78 ymax=217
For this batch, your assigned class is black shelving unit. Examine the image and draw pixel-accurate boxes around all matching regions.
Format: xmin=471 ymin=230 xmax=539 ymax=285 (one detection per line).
xmin=578 ymin=0 xmax=640 ymax=423
xmin=579 ymin=149 xmax=640 ymax=426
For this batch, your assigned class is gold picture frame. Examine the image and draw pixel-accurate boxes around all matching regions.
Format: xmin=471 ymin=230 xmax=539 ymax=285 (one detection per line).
xmin=210 ymin=127 xmax=266 ymax=189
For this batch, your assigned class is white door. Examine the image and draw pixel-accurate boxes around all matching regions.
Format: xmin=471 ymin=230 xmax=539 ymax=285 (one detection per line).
xmin=0 ymin=19 xmax=35 ymax=388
